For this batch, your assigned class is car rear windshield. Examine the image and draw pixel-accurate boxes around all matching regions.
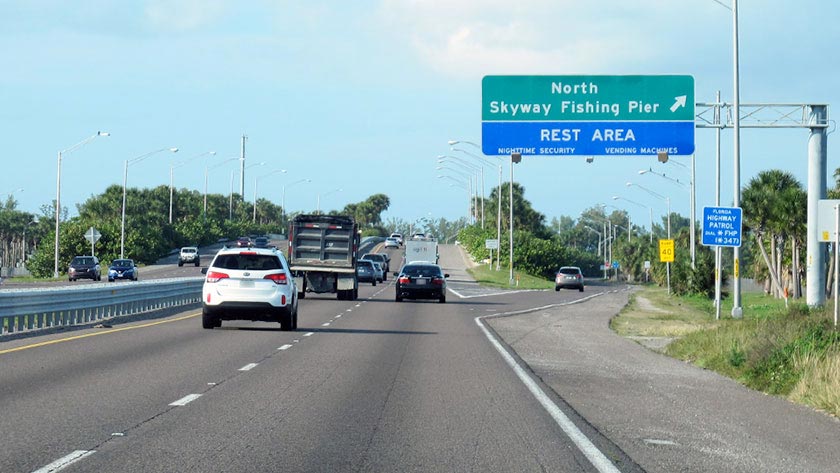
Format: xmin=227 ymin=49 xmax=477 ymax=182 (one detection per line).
xmin=357 ymin=260 xmax=373 ymax=268
xmin=214 ymin=254 xmax=282 ymax=271
xmin=559 ymin=268 xmax=580 ymax=275
xmin=402 ymin=265 xmax=441 ymax=277
xmin=363 ymin=254 xmax=384 ymax=261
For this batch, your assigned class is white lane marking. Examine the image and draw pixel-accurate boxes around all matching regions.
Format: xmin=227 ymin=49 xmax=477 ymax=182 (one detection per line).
xmin=643 ymin=438 xmax=678 ymax=446
xmin=239 ymin=363 xmax=258 ymax=371
xmin=169 ymin=394 xmax=202 ymax=406
xmin=345 ymin=309 xmax=353 ymax=312
xmin=335 ymin=314 xmax=342 ymax=318
xmin=475 ymin=315 xmax=621 ymax=473
xmin=354 ymin=304 xmax=362 ymax=308
xmin=322 ymin=322 xmax=331 ymax=327
xmin=278 ymin=344 xmax=293 ymax=351
xmin=448 ymin=287 xmax=549 ymax=299
xmin=303 ymin=332 xmax=314 ymax=337
xmin=33 ymin=450 xmax=95 ymax=473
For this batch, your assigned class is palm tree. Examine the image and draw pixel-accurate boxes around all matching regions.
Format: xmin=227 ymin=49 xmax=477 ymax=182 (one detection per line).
xmin=741 ymin=170 xmax=805 ymax=298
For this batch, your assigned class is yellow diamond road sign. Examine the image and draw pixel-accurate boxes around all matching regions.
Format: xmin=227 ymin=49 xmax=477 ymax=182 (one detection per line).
xmin=659 ymin=239 xmax=674 ymax=262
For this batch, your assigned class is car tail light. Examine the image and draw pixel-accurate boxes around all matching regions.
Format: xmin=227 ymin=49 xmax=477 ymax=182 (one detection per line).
xmin=399 ymin=276 xmax=410 ymax=284
xmin=281 ymin=295 xmax=287 ymax=305
xmin=264 ymin=272 xmax=288 ymax=284
xmin=432 ymin=277 xmax=444 ymax=286
xmin=206 ymin=271 xmax=229 ymax=283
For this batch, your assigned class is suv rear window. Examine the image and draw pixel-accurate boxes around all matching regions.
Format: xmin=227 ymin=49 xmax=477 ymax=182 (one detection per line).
xmin=214 ymin=254 xmax=281 ymax=270
xmin=357 ymin=260 xmax=374 ymax=269
xmin=72 ymin=257 xmax=95 ymax=265
xmin=559 ymin=267 xmax=580 ymax=275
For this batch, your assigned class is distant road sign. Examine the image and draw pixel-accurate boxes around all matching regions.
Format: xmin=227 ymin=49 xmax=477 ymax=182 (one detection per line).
xmin=701 ymin=206 xmax=742 ymax=247
xmin=481 ymin=75 xmax=695 ymax=156
xmin=84 ymin=227 xmax=101 ymax=244
xmin=485 ymin=239 xmax=499 ymax=250
xmin=659 ymin=239 xmax=675 ymax=262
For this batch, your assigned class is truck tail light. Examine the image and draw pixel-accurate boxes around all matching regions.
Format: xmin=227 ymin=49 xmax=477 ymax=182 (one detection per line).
xmin=206 ymin=271 xmax=229 ymax=283
xmin=264 ymin=272 xmax=288 ymax=284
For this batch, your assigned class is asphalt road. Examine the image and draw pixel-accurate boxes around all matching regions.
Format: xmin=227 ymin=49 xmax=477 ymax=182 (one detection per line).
xmin=2 ymin=244 xmax=838 ymax=472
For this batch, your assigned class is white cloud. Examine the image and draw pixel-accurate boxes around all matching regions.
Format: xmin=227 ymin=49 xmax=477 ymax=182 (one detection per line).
xmin=377 ymin=0 xmax=721 ymax=80
xmin=144 ymin=0 xmax=229 ymax=32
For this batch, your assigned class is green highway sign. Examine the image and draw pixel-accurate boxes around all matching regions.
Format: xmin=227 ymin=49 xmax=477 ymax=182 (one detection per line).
xmin=481 ymin=75 xmax=695 ymax=156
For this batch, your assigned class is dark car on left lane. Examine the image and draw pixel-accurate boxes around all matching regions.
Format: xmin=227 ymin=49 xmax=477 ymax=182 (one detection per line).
xmin=108 ymin=259 xmax=138 ymax=282
xmin=68 ymin=255 xmax=101 ymax=282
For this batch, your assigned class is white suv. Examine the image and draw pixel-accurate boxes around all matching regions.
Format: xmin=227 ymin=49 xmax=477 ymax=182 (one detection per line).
xmin=178 ymin=246 xmax=200 ymax=267
xmin=201 ymin=246 xmax=299 ymax=330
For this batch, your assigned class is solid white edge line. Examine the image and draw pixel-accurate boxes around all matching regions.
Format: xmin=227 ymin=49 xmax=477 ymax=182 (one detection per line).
xmin=33 ymin=450 xmax=95 ymax=473
xmin=239 ymin=363 xmax=258 ymax=371
xmin=475 ymin=315 xmax=622 ymax=473
xmin=169 ymin=393 xmax=202 ymax=407
xmin=278 ymin=344 xmax=293 ymax=350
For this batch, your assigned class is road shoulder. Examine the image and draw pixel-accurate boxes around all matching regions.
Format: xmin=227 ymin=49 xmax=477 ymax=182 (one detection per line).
xmin=485 ymin=287 xmax=840 ymax=472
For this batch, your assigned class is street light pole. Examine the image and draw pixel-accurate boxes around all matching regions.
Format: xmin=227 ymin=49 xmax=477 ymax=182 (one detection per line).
xmin=317 ymin=188 xmax=342 ymax=214
xmin=170 ymin=151 xmax=215 ymax=224
xmin=282 ymin=178 xmax=311 ymax=225
xmin=54 ymin=131 xmax=109 ymax=278
xmin=122 ymin=147 xmax=178 ymax=258
xmin=205 ymin=156 xmax=239 ymax=220
xmin=254 ymin=169 xmax=287 ymax=222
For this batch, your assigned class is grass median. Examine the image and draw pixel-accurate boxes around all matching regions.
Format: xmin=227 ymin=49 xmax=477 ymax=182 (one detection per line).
xmin=613 ymin=287 xmax=840 ymax=417
xmin=466 ymin=264 xmax=554 ymax=290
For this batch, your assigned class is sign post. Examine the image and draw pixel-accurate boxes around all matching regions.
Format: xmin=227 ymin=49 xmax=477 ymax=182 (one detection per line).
xmin=482 ymin=75 xmax=695 ymax=157
xmin=84 ymin=226 xmax=102 ymax=257
xmin=659 ymin=239 xmax=674 ymax=295
xmin=701 ymin=206 xmax=742 ymax=320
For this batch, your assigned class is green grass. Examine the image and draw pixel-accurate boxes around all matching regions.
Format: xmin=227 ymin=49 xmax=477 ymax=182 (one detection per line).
xmin=466 ymin=264 xmax=553 ymax=290
xmin=614 ymin=287 xmax=840 ymax=417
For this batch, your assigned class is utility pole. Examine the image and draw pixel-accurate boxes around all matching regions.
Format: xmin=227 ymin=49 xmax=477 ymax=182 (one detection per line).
xmin=239 ymin=134 xmax=247 ymax=200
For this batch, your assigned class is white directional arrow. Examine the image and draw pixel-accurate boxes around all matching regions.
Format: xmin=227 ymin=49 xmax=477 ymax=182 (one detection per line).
xmin=670 ymin=95 xmax=687 ymax=112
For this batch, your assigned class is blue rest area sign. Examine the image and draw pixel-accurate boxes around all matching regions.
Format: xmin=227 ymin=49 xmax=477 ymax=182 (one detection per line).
xmin=702 ymin=206 xmax=742 ymax=247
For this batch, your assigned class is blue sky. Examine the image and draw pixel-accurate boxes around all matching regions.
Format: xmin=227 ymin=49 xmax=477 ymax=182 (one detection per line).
xmin=3 ymin=0 xmax=838 ymax=232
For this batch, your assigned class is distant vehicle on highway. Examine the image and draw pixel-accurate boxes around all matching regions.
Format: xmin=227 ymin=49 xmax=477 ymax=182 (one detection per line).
xmin=394 ymin=262 xmax=448 ymax=303
xmin=178 ymin=246 xmax=200 ymax=267
xmin=360 ymin=253 xmax=389 ymax=277
xmin=384 ymin=237 xmax=400 ymax=249
xmin=68 ymin=256 xmax=101 ymax=282
xmin=372 ymin=262 xmax=385 ymax=283
xmin=252 ymin=236 xmax=270 ymax=248
xmin=201 ymin=246 xmax=298 ymax=330
xmin=108 ymin=259 xmax=138 ymax=282
xmin=389 ymin=232 xmax=403 ymax=245
xmin=555 ymin=266 xmax=584 ymax=292
xmin=356 ymin=259 xmax=378 ymax=286
xmin=235 ymin=236 xmax=252 ymax=248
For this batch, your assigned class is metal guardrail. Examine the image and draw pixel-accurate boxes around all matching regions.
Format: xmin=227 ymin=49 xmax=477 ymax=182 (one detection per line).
xmin=0 ymin=277 xmax=203 ymax=336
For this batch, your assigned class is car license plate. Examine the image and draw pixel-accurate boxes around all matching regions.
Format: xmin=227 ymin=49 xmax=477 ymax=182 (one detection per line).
xmin=239 ymin=280 xmax=255 ymax=288
xmin=416 ymin=278 xmax=427 ymax=285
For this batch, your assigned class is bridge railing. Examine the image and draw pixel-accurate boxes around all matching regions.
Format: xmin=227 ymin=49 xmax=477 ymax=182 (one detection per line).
xmin=0 ymin=278 xmax=203 ymax=336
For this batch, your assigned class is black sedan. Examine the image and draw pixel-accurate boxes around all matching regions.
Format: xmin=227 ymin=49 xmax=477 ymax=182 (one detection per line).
xmin=394 ymin=263 xmax=448 ymax=303
xmin=108 ymin=259 xmax=138 ymax=282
